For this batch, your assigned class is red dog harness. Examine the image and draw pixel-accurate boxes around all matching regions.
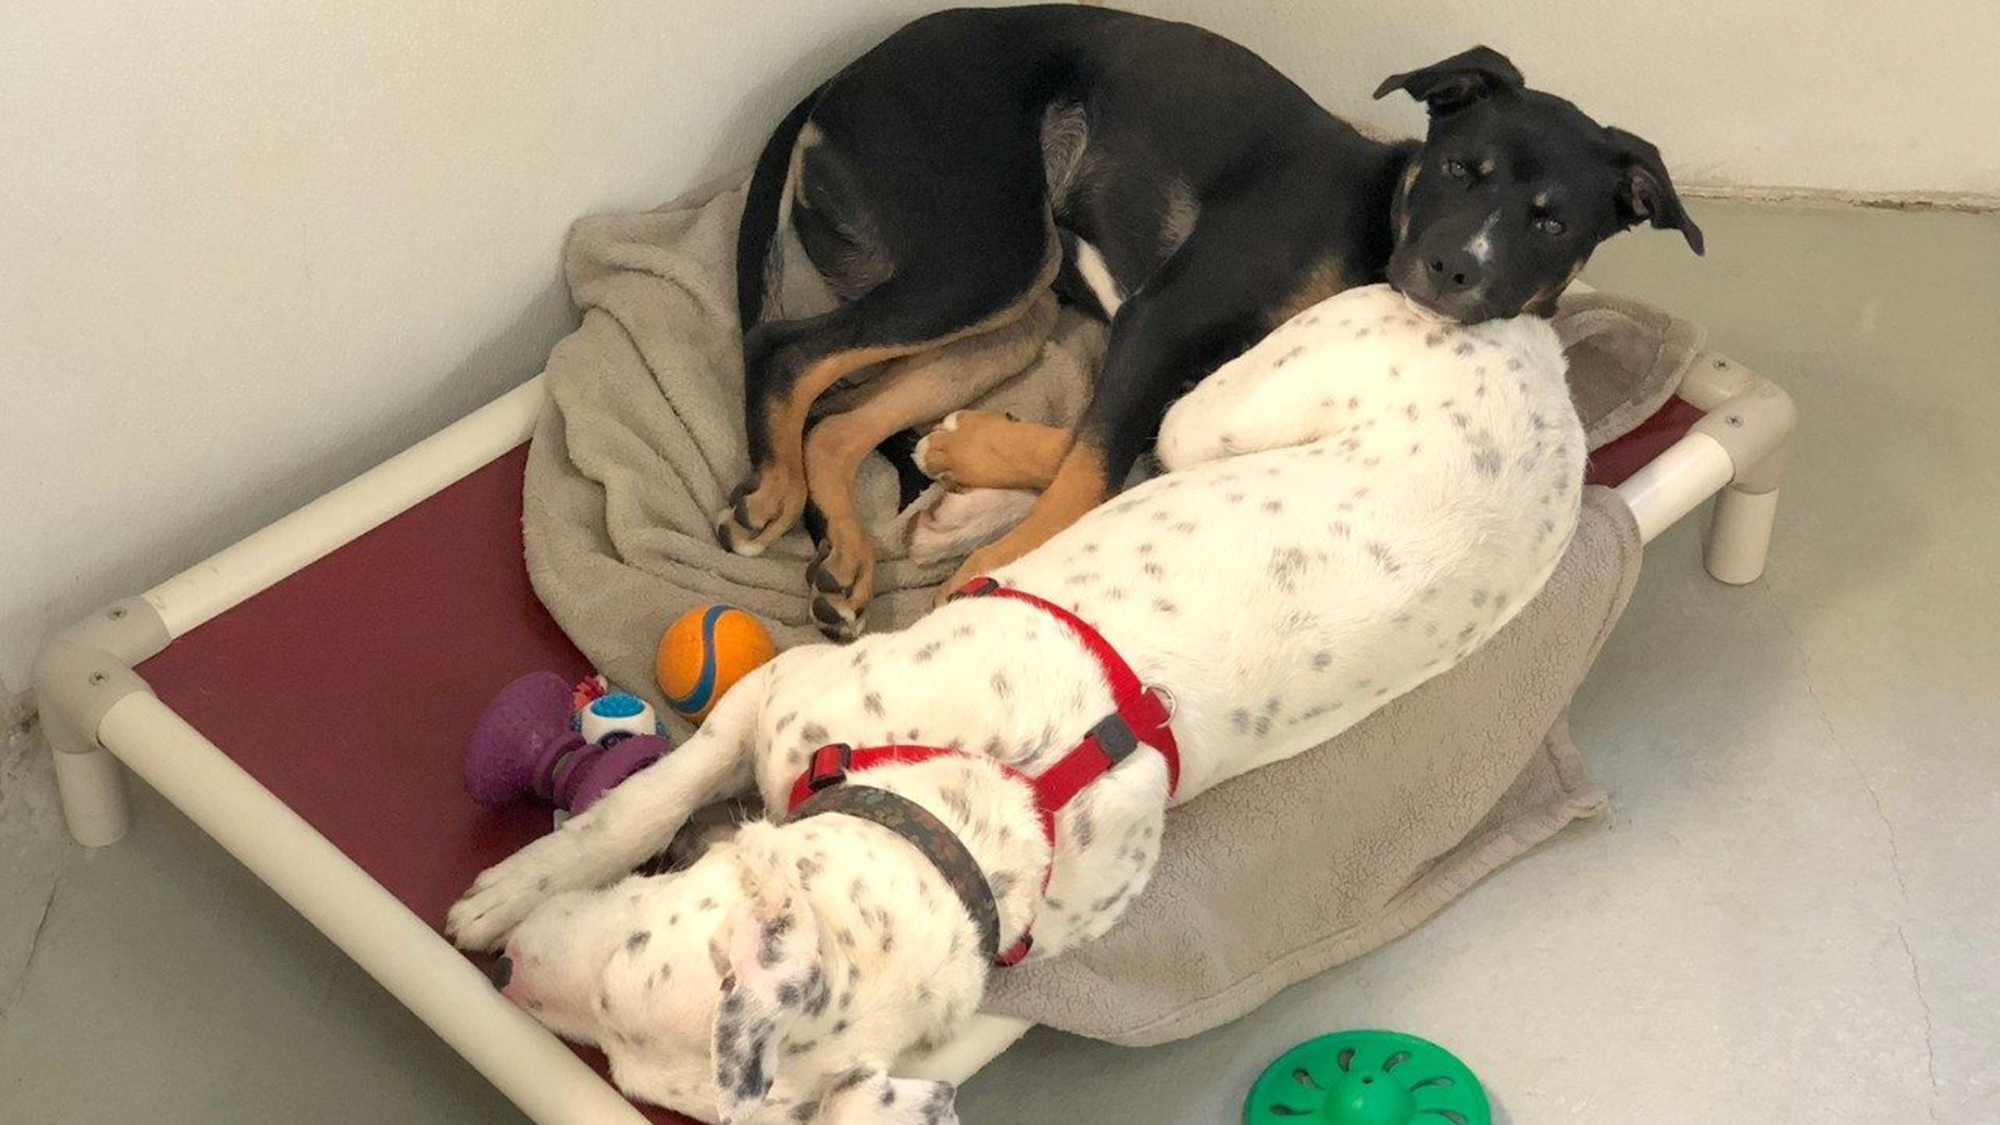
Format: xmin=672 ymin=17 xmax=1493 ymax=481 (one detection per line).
xmin=785 ymin=577 xmax=1180 ymax=965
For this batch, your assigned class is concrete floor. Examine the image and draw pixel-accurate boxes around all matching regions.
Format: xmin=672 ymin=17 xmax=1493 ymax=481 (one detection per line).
xmin=3 ymin=200 xmax=1996 ymax=1123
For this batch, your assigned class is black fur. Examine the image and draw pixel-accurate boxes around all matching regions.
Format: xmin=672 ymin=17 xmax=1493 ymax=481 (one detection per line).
xmin=736 ymin=88 xmax=822 ymax=329
xmin=734 ymin=5 xmax=1699 ymax=547
xmin=1377 ymin=46 xmax=1703 ymax=321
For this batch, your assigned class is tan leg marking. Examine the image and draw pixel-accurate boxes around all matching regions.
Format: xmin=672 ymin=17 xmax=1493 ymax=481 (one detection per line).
xmin=720 ymin=214 xmax=1062 ymax=556
xmin=801 ymin=294 xmax=1056 ymax=639
xmin=939 ymin=440 xmax=1111 ymax=602
xmin=916 ymin=411 xmax=1073 ymax=491
xmin=720 ymin=344 xmax=908 ymax=556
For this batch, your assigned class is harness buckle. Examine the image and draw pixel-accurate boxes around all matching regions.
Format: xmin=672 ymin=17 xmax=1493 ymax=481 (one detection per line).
xmin=1089 ymin=712 xmax=1140 ymax=766
xmin=805 ymin=743 xmax=854 ymax=794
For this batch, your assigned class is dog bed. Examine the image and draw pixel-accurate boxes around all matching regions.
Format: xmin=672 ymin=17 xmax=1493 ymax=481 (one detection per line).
xmin=520 ymin=177 xmax=1767 ymax=1047
xmin=32 ymin=182 xmax=1794 ymax=1122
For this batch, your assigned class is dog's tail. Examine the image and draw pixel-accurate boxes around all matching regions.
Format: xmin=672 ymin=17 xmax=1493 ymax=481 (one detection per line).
xmin=736 ymin=86 xmax=823 ymax=332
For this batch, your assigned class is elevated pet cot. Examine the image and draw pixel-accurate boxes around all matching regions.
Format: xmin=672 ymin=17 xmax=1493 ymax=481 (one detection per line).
xmin=32 ymin=326 xmax=1793 ymax=1125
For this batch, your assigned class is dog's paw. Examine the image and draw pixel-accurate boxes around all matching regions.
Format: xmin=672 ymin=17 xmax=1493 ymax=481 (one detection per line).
xmin=935 ymin=540 xmax=1016 ymax=608
xmin=713 ymin=474 xmax=803 ymax=557
xmin=806 ymin=541 xmax=870 ymax=643
xmin=906 ymin=488 xmax=1036 ymax=565
xmin=911 ymin=411 xmax=966 ymax=484
xmin=819 ymin=1072 xmax=959 ymax=1125
xmin=446 ymin=831 xmax=586 ymax=952
xmin=914 ymin=409 xmax=1034 ymax=490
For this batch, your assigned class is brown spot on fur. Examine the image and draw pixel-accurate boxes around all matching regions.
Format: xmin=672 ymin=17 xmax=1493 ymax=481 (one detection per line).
xmin=1393 ymin=158 xmax=1420 ymax=243
xmin=1270 ymin=260 xmax=1353 ymax=328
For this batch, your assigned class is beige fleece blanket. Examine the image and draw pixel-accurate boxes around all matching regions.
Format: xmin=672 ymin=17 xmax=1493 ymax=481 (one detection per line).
xmin=523 ymin=175 xmax=1705 ymax=1045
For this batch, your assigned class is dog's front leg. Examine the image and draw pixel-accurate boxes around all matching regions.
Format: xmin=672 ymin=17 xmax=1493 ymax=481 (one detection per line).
xmin=939 ymin=214 xmax=1303 ymax=594
xmin=446 ymin=666 xmax=771 ymax=951
xmin=939 ymin=287 xmax=1227 ymax=595
xmin=804 ymin=295 xmax=1055 ymax=640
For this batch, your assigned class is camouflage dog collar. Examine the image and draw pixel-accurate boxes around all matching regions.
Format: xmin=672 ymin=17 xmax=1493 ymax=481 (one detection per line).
xmin=786 ymin=784 xmax=1001 ymax=963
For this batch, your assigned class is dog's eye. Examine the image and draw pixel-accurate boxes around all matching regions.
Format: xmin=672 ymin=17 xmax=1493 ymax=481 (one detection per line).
xmin=1443 ymin=159 xmax=1471 ymax=180
xmin=1533 ymin=216 xmax=1567 ymax=236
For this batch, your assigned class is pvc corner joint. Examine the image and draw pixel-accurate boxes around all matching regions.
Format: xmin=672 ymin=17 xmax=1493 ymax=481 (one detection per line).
xmin=30 ymin=597 xmax=170 ymax=754
xmin=1688 ymin=372 xmax=1798 ymax=496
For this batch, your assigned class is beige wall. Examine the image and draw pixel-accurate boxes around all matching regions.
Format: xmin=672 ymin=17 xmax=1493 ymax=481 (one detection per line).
xmin=3 ymin=0 xmax=1993 ymax=690
xmin=1125 ymin=0 xmax=2000 ymax=199
xmin=0 ymin=0 xmax=1001 ymax=691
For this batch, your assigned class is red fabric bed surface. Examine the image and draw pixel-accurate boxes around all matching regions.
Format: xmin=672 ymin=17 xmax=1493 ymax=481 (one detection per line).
xmin=135 ymin=445 xmax=691 ymax=1123
xmin=139 ymin=446 xmax=580 ymax=927
xmin=131 ymin=401 xmax=1692 ymax=1121
xmin=1585 ymin=396 xmax=1705 ymax=488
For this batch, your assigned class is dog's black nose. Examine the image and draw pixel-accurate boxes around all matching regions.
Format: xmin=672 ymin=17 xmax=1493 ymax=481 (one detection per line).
xmin=1425 ymin=250 xmax=1481 ymax=293
xmin=487 ymin=955 xmax=513 ymax=990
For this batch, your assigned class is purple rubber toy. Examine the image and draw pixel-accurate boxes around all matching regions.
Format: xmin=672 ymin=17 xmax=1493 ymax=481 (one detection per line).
xmin=465 ymin=672 xmax=670 ymax=814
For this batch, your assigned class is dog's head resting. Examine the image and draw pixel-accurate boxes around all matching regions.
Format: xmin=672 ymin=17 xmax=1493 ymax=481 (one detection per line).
xmin=1376 ymin=46 xmax=1703 ymax=323
xmin=496 ymin=845 xmax=742 ymax=1114
xmin=497 ymin=821 xmax=972 ymax=1124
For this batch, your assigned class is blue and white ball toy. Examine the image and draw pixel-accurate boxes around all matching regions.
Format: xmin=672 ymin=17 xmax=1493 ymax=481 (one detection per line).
xmin=575 ymin=692 xmax=664 ymax=746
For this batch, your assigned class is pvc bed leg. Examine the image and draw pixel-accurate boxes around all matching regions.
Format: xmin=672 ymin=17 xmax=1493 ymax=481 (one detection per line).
xmin=1687 ymin=371 xmax=1798 ymax=587
xmin=47 ymin=713 xmax=130 ymax=847
xmin=1706 ymin=485 xmax=1782 ymax=585
xmin=30 ymin=597 xmax=171 ymax=847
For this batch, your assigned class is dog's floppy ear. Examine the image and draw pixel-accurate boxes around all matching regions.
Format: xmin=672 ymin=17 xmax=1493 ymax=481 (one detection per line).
xmin=1373 ymin=46 xmax=1525 ymax=116
xmin=709 ymin=875 xmax=831 ymax=1124
xmin=817 ymin=1068 xmax=961 ymax=1125
xmin=1605 ymin=126 xmax=1706 ymax=256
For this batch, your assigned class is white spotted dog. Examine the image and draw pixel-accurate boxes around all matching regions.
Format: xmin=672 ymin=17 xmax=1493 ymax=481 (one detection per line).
xmin=447 ymin=283 xmax=1585 ymax=1124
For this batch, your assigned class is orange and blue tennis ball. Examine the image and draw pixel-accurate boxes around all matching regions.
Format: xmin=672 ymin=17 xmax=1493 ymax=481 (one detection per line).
xmin=656 ymin=604 xmax=776 ymax=724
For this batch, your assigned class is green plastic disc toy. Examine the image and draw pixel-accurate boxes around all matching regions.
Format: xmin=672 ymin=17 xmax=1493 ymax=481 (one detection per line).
xmin=1244 ymin=1030 xmax=1489 ymax=1125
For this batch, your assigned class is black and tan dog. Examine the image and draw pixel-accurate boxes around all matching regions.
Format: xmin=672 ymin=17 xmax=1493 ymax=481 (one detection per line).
xmin=718 ymin=5 xmax=1702 ymax=640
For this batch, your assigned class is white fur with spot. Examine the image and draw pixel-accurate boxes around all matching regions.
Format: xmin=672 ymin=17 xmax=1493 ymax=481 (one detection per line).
xmin=448 ymin=283 xmax=1585 ymax=1124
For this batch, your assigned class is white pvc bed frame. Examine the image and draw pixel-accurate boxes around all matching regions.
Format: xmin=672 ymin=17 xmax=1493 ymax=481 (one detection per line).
xmin=31 ymin=350 xmax=1793 ymax=1125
